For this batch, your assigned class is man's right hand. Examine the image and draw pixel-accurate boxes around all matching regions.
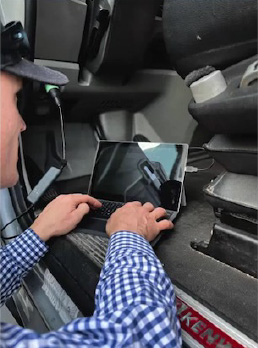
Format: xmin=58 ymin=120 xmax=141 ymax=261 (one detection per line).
xmin=31 ymin=194 xmax=102 ymax=242
xmin=106 ymin=201 xmax=173 ymax=242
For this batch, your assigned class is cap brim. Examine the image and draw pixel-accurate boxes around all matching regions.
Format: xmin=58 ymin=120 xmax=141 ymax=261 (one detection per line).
xmin=4 ymin=58 xmax=69 ymax=86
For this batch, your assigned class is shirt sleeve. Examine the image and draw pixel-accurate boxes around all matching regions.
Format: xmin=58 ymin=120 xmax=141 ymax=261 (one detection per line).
xmin=0 ymin=228 xmax=48 ymax=306
xmin=1 ymin=231 xmax=181 ymax=348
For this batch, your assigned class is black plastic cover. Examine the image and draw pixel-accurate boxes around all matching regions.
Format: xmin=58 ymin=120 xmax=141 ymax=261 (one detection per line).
xmin=204 ymin=134 xmax=258 ymax=175
xmin=192 ymin=223 xmax=258 ymax=278
xmin=220 ymin=211 xmax=258 ymax=236
xmin=80 ymin=0 xmax=159 ymax=77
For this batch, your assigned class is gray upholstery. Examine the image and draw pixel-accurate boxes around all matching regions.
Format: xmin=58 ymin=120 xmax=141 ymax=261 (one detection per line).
xmin=163 ymin=0 xmax=257 ymax=78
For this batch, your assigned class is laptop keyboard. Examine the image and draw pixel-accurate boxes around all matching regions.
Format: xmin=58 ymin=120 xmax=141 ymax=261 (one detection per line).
xmin=89 ymin=199 xmax=174 ymax=220
xmin=89 ymin=200 xmax=125 ymax=219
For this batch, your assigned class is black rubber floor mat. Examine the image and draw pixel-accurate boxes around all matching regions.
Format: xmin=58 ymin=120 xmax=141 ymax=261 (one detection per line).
xmin=155 ymin=164 xmax=258 ymax=341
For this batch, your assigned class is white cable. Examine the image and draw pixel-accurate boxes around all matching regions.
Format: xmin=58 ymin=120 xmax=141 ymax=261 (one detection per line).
xmin=186 ymin=159 xmax=215 ymax=173
xmin=185 ymin=166 xmax=199 ymax=173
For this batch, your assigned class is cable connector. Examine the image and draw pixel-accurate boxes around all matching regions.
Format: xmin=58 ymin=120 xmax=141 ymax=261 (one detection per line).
xmin=186 ymin=166 xmax=199 ymax=173
xmin=45 ymin=84 xmax=61 ymax=107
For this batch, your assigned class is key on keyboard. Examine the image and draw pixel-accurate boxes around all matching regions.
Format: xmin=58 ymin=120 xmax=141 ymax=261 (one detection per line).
xmin=89 ymin=200 xmax=125 ymax=219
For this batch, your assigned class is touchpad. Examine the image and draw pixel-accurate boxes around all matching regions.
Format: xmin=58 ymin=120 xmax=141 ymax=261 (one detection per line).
xmin=77 ymin=216 xmax=107 ymax=232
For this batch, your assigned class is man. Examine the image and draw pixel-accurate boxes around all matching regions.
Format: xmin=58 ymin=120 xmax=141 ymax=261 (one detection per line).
xmin=0 ymin=21 xmax=181 ymax=347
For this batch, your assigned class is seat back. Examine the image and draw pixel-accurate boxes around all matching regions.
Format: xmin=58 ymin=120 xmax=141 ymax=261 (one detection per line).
xmin=163 ymin=0 xmax=257 ymax=78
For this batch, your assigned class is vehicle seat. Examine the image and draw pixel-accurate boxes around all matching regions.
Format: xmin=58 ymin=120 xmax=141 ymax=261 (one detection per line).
xmin=163 ymin=0 xmax=258 ymax=277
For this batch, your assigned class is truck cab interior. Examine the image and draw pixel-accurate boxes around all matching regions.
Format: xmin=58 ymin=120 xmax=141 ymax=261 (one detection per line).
xmin=0 ymin=1 xmax=257 ymax=347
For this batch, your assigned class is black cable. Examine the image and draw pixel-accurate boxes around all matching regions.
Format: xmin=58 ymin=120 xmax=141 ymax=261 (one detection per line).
xmin=187 ymin=154 xmax=210 ymax=165
xmin=1 ymin=204 xmax=34 ymax=232
xmin=2 ymin=235 xmax=21 ymax=240
xmin=187 ymin=147 xmax=209 ymax=162
xmin=188 ymin=147 xmax=210 ymax=158
xmin=196 ymin=158 xmax=215 ymax=171
xmin=45 ymin=86 xmax=66 ymax=162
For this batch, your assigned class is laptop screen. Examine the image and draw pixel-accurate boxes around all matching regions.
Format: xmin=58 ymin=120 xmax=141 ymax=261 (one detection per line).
xmin=89 ymin=141 xmax=188 ymax=212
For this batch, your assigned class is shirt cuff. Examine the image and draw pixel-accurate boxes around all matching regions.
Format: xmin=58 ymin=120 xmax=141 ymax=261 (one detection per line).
xmin=106 ymin=231 xmax=156 ymax=260
xmin=5 ymin=228 xmax=49 ymax=273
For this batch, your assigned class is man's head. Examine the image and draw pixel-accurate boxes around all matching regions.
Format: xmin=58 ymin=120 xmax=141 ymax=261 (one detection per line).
xmin=0 ymin=21 xmax=68 ymax=188
xmin=0 ymin=72 xmax=25 ymax=187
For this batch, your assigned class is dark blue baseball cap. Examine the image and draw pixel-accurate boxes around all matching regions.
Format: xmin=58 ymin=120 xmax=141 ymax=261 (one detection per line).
xmin=1 ymin=21 xmax=68 ymax=86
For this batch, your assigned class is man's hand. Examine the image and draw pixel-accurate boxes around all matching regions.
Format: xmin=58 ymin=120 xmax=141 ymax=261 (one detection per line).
xmin=31 ymin=194 xmax=102 ymax=242
xmin=106 ymin=201 xmax=173 ymax=242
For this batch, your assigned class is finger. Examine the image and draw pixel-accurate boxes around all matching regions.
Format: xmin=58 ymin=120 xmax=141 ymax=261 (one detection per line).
xmin=70 ymin=194 xmax=102 ymax=208
xmin=150 ymin=207 xmax=167 ymax=220
xmin=73 ymin=203 xmax=90 ymax=220
xmin=125 ymin=201 xmax=142 ymax=208
xmin=82 ymin=195 xmax=102 ymax=208
xmin=157 ymin=219 xmax=174 ymax=231
xmin=142 ymin=202 xmax=155 ymax=212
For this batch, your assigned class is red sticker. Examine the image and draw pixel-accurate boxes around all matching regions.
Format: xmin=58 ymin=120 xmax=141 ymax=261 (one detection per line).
xmin=176 ymin=297 xmax=247 ymax=348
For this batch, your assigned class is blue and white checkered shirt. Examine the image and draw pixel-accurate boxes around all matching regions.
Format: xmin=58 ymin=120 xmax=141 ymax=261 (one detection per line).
xmin=0 ymin=229 xmax=181 ymax=347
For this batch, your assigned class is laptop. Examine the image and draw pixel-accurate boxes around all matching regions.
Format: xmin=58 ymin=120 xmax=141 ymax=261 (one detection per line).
xmin=77 ymin=141 xmax=188 ymax=238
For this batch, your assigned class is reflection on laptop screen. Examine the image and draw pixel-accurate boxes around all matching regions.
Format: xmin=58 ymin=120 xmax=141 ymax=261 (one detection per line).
xmin=89 ymin=142 xmax=188 ymax=212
